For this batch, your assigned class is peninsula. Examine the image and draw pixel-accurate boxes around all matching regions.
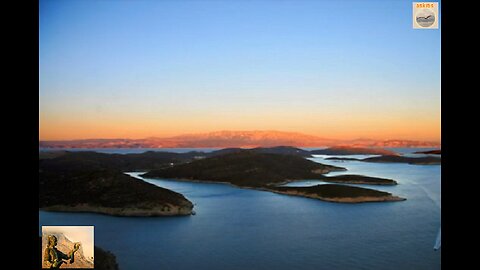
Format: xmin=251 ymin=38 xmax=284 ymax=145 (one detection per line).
xmin=39 ymin=153 xmax=193 ymax=216
xmin=40 ymin=168 xmax=194 ymax=216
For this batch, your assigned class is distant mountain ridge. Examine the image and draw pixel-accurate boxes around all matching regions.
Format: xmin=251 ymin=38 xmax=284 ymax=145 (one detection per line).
xmin=40 ymin=130 xmax=440 ymax=148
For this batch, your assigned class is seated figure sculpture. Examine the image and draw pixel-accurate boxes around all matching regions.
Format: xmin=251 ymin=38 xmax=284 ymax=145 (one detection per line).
xmin=44 ymin=235 xmax=80 ymax=268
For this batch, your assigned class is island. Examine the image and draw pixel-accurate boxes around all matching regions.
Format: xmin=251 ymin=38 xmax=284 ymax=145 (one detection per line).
xmin=413 ymin=149 xmax=441 ymax=155
xmin=320 ymin=174 xmax=397 ymax=185
xmin=326 ymin=155 xmax=441 ymax=165
xmin=269 ymin=184 xmax=406 ymax=203
xmin=363 ymin=155 xmax=441 ymax=165
xmin=143 ymin=151 xmax=405 ymax=202
xmin=143 ymin=151 xmax=347 ymax=187
xmin=310 ymin=146 xmax=399 ymax=156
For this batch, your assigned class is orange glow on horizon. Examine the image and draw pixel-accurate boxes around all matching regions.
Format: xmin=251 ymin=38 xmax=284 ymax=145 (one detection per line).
xmin=39 ymin=116 xmax=440 ymax=142
xmin=40 ymin=101 xmax=440 ymax=141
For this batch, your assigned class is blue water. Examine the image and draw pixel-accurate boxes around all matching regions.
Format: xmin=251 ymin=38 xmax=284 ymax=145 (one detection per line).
xmin=39 ymin=148 xmax=441 ymax=270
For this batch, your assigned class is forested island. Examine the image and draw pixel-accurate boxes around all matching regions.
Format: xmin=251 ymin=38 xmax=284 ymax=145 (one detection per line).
xmin=270 ymin=184 xmax=406 ymax=203
xmin=143 ymin=151 xmax=345 ymax=187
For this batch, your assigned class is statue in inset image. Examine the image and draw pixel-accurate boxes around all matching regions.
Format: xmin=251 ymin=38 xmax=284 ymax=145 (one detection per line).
xmin=44 ymin=235 xmax=80 ymax=268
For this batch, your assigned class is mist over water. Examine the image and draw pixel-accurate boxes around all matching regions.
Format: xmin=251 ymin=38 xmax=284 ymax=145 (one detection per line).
xmin=39 ymin=148 xmax=441 ymax=270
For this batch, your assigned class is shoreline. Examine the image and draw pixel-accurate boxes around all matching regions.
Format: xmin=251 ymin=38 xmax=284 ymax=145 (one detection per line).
xmin=41 ymin=203 xmax=193 ymax=217
xmin=140 ymin=175 xmax=405 ymax=204
xmin=40 ymin=169 xmax=406 ymax=218
xmin=266 ymin=189 xmax=406 ymax=203
xmin=316 ymin=180 xmax=397 ymax=185
xmin=139 ymin=172 xmax=396 ymax=188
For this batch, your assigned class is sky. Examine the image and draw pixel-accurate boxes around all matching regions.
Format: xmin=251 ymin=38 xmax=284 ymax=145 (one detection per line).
xmin=39 ymin=0 xmax=441 ymax=141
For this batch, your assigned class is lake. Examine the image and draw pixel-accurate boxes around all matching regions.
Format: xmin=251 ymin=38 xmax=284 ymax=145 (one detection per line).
xmin=39 ymin=148 xmax=441 ymax=270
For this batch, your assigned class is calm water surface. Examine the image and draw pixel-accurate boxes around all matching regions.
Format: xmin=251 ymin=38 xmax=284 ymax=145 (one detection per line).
xmin=39 ymin=148 xmax=441 ymax=270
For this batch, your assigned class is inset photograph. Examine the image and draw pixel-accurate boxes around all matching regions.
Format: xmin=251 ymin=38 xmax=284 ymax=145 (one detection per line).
xmin=41 ymin=226 xmax=94 ymax=269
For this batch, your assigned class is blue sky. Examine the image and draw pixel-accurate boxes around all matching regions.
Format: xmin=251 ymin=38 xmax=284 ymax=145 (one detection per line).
xmin=39 ymin=0 xmax=441 ymax=140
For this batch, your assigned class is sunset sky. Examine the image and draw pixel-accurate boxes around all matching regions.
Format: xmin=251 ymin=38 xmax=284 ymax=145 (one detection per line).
xmin=40 ymin=0 xmax=441 ymax=141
